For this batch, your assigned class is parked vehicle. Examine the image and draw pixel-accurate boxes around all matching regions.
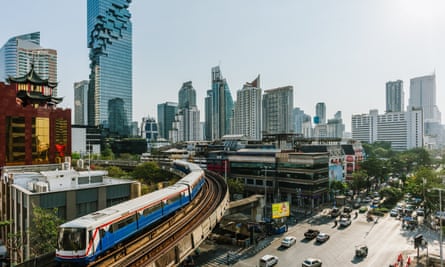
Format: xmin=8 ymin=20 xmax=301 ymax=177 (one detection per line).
xmin=259 ymin=255 xmax=279 ymax=267
xmin=281 ymin=236 xmax=297 ymax=248
xmin=304 ymin=229 xmax=320 ymax=240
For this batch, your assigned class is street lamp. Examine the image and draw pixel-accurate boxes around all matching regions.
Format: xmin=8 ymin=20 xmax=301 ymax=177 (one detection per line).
xmin=430 ymin=187 xmax=444 ymax=267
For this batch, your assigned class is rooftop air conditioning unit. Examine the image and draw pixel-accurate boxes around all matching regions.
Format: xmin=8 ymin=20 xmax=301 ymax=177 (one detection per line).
xmin=35 ymin=182 xmax=48 ymax=193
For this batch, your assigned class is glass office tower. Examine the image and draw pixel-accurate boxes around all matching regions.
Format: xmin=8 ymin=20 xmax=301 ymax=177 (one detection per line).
xmin=87 ymin=0 xmax=132 ymax=136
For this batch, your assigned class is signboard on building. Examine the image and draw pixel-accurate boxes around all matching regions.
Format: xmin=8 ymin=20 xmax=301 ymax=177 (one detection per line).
xmin=272 ymin=201 xmax=290 ymax=219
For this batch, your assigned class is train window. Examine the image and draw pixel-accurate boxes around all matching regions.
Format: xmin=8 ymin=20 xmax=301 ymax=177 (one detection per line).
xmin=112 ymin=214 xmax=137 ymax=232
xmin=57 ymin=227 xmax=86 ymax=251
xmin=166 ymin=194 xmax=180 ymax=205
xmin=142 ymin=203 xmax=162 ymax=216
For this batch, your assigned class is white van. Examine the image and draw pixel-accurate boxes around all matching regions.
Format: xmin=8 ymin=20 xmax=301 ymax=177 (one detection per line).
xmin=259 ymin=254 xmax=279 ymax=267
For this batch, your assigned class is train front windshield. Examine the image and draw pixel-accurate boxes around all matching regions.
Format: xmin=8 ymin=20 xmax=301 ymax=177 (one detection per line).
xmin=58 ymin=227 xmax=87 ymax=251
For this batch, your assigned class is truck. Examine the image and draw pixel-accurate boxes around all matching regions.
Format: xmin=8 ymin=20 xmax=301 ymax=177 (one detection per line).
xmin=304 ymin=229 xmax=320 ymax=240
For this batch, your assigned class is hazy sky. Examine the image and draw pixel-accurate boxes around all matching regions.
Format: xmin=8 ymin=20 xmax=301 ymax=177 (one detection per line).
xmin=1 ymin=0 xmax=444 ymax=132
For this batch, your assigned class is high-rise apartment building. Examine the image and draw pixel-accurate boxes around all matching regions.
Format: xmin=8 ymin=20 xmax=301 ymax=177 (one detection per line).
xmin=74 ymin=80 xmax=89 ymax=125
xmin=234 ymin=75 xmax=262 ymax=140
xmin=408 ymin=74 xmax=441 ymax=123
xmin=386 ymin=80 xmax=404 ymax=113
xmin=157 ymin=102 xmax=178 ymax=140
xmin=262 ymin=86 xmax=294 ymax=134
xmin=293 ymin=107 xmax=306 ymax=135
xmin=315 ymin=102 xmax=326 ymax=124
xmin=87 ymin=0 xmax=132 ymax=136
xmin=351 ymin=109 xmax=423 ymax=151
xmin=0 ymin=32 xmax=58 ymax=96
xmin=206 ymin=66 xmax=234 ymax=140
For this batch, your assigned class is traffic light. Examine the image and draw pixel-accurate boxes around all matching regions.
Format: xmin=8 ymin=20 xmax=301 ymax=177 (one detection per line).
xmin=414 ymin=234 xmax=423 ymax=248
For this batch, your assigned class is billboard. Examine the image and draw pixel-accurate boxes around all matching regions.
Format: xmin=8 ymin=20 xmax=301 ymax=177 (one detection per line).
xmin=272 ymin=201 xmax=290 ymax=219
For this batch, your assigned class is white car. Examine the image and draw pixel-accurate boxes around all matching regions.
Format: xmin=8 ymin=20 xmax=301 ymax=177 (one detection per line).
xmin=339 ymin=217 xmax=351 ymax=227
xmin=302 ymin=258 xmax=322 ymax=267
xmin=316 ymin=233 xmax=330 ymax=243
xmin=259 ymin=254 xmax=279 ymax=267
xmin=281 ymin=236 xmax=297 ymax=248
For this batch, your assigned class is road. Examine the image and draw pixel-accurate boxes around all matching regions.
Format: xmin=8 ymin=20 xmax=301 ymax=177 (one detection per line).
xmin=231 ymin=210 xmax=439 ymax=267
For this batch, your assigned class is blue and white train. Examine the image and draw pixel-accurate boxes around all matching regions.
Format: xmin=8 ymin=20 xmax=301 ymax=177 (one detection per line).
xmin=55 ymin=160 xmax=205 ymax=265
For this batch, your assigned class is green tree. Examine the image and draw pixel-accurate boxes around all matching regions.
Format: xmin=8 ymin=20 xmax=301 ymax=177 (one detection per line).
xmin=29 ymin=206 xmax=63 ymax=257
xmin=106 ymin=166 xmax=128 ymax=178
xmin=227 ymin=178 xmax=244 ymax=197
xmin=132 ymin=162 xmax=175 ymax=184
xmin=351 ymin=170 xmax=368 ymax=193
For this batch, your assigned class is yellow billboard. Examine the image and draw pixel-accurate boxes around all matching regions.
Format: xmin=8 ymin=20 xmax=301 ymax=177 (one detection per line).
xmin=272 ymin=201 xmax=290 ymax=219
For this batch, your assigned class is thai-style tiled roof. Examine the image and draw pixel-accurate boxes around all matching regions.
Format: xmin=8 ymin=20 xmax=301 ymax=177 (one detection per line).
xmin=7 ymin=64 xmax=57 ymax=88
xmin=16 ymin=91 xmax=63 ymax=105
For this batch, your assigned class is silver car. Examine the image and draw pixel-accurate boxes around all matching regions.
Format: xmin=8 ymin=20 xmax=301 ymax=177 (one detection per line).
xmin=302 ymin=258 xmax=322 ymax=267
xmin=281 ymin=236 xmax=297 ymax=248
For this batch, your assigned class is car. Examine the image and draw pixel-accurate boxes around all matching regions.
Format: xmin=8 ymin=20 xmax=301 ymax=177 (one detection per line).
xmin=343 ymin=206 xmax=352 ymax=213
xmin=416 ymin=208 xmax=425 ymax=217
xmin=304 ymin=229 xmax=320 ymax=240
xmin=316 ymin=232 xmax=330 ymax=243
xmin=331 ymin=207 xmax=341 ymax=217
xmin=390 ymin=209 xmax=398 ymax=217
xmin=259 ymin=254 xmax=278 ymax=267
xmin=352 ymin=202 xmax=361 ymax=209
xmin=339 ymin=217 xmax=351 ymax=227
xmin=281 ymin=236 xmax=297 ymax=248
xmin=302 ymin=258 xmax=322 ymax=267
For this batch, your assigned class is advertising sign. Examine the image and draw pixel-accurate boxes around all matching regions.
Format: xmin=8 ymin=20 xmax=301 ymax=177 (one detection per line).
xmin=272 ymin=201 xmax=290 ymax=219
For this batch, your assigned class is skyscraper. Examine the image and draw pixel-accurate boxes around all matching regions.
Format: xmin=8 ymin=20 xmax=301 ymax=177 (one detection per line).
xmin=87 ymin=0 xmax=132 ymax=136
xmin=173 ymin=81 xmax=200 ymax=142
xmin=408 ymin=74 xmax=441 ymax=123
xmin=234 ymin=75 xmax=262 ymax=140
xmin=207 ymin=66 xmax=234 ymax=140
xmin=262 ymin=86 xmax=294 ymax=134
xmin=157 ymin=102 xmax=178 ymax=140
xmin=74 ymin=80 xmax=89 ymax=125
xmin=386 ymin=80 xmax=404 ymax=113
xmin=315 ymin=102 xmax=326 ymax=124
xmin=0 ymin=32 xmax=58 ymax=95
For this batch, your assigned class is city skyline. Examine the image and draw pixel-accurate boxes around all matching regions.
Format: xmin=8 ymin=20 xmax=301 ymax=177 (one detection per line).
xmin=1 ymin=0 xmax=444 ymax=132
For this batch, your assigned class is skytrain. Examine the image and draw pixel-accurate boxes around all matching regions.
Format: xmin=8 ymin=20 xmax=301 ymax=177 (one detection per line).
xmin=55 ymin=160 xmax=205 ymax=265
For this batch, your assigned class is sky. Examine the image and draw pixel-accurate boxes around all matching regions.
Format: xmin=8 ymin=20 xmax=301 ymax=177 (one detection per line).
xmin=1 ymin=0 xmax=445 ymax=132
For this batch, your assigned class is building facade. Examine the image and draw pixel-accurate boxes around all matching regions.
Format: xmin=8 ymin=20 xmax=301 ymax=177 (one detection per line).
xmin=234 ymin=75 xmax=262 ymax=140
xmin=262 ymin=86 xmax=294 ymax=135
xmin=74 ymin=80 xmax=89 ymax=125
xmin=0 ymin=32 xmax=58 ymax=96
xmin=87 ymin=0 xmax=132 ymax=136
xmin=408 ymin=74 xmax=441 ymax=122
xmin=207 ymin=66 xmax=234 ymax=140
xmin=386 ymin=80 xmax=404 ymax=113
xmin=172 ymin=81 xmax=201 ymax=142
xmin=351 ymin=109 xmax=423 ymax=151
xmin=0 ymin=66 xmax=71 ymax=167
xmin=0 ymin=163 xmax=140 ymax=262
xmin=315 ymin=102 xmax=326 ymax=124
xmin=157 ymin=102 xmax=178 ymax=140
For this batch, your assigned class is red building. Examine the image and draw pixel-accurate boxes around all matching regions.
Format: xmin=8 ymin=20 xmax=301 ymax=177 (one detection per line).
xmin=0 ymin=65 xmax=71 ymax=166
